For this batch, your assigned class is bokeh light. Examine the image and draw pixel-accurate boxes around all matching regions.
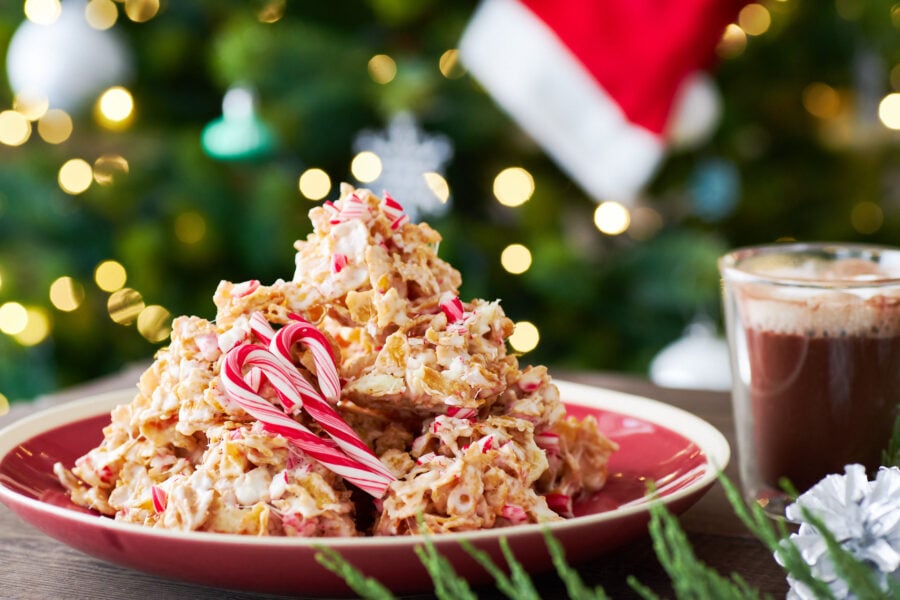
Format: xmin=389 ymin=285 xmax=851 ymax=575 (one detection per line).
xmin=299 ymin=168 xmax=331 ymax=200
xmin=878 ymin=93 xmax=900 ymax=130
xmin=717 ymin=24 xmax=747 ymax=59
xmin=108 ymin=288 xmax=145 ymax=325
xmin=95 ymin=260 xmax=127 ymax=292
xmin=58 ymin=159 xmax=93 ymax=195
xmin=24 ymin=0 xmax=61 ymax=25
xmin=351 ymin=151 xmax=383 ymax=183
xmin=368 ymin=54 xmax=397 ymax=84
xmin=423 ymin=172 xmax=450 ymax=203
xmin=124 ymin=0 xmax=159 ymax=22
xmin=628 ymin=206 xmax=664 ymax=241
xmin=97 ymin=86 xmax=134 ymax=127
xmin=803 ymin=83 xmax=841 ymax=119
xmin=851 ymin=201 xmax=883 ymax=234
xmin=13 ymin=91 xmax=49 ymax=121
xmin=137 ymin=305 xmax=172 ymax=342
xmin=37 ymin=109 xmax=73 ymax=144
xmin=738 ymin=3 xmax=771 ymax=36
xmin=49 ymin=276 xmax=85 ymax=312
xmin=500 ymin=244 xmax=532 ymax=275
xmin=14 ymin=307 xmax=51 ymax=346
xmin=0 ymin=111 xmax=31 ymax=146
xmin=93 ymin=154 xmax=129 ymax=185
xmin=439 ymin=49 xmax=466 ymax=79
xmin=493 ymin=167 xmax=534 ymax=207
xmin=175 ymin=211 xmax=207 ymax=244
xmin=509 ymin=321 xmax=539 ymax=353
xmin=594 ymin=201 xmax=631 ymax=235
xmin=85 ymin=0 xmax=118 ymax=30
xmin=257 ymin=0 xmax=285 ymax=23
xmin=0 ymin=393 xmax=7 ymax=417
xmin=0 ymin=302 xmax=28 ymax=335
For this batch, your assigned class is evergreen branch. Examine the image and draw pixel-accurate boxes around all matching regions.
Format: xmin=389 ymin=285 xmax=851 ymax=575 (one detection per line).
xmin=626 ymin=575 xmax=662 ymax=600
xmin=542 ymin=527 xmax=611 ymax=600
xmin=413 ymin=514 xmax=478 ymax=600
xmin=458 ymin=537 xmax=541 ymax=600
xmin=313 ymin=545 xmax=397 ymax=600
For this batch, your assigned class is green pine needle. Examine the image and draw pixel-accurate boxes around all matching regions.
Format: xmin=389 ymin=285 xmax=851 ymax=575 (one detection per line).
xmin=459 ymin=537 xmax=541 ymax=600
xmin=313 ymin=545 xmax=397 ymax=600
xmin=541 ymin=527 xmax=610 ymax=600
xmin=413 ymin=514 xmax=478 ymax=600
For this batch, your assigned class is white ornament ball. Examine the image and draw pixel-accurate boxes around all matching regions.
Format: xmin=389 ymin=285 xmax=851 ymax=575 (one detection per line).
xmin=649 ymin=320 xmax=732 ymax=392
xmin=666 ymin=71 xmax=723 ymax=151
xmin=6 ymin=0 xmax=132 ymax=113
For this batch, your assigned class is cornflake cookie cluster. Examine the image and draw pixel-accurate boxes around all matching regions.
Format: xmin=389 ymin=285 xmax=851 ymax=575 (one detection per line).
xmin=56 ymin=185 xmax=617 ymax=536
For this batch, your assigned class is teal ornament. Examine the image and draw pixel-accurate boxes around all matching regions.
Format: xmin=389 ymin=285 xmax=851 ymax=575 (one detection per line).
xmin=689 ymin=158 xmax=739 ymax=222
xmin=202 ymin=86 xmax=274 ymax=161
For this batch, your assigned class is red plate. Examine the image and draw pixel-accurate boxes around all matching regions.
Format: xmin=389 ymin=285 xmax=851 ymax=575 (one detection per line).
xmin=0 ymin=380 xmax=729 ymax=596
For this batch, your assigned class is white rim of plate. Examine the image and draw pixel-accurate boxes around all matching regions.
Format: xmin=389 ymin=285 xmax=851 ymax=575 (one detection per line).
xmin=0 ymin=379 xmax=730 ymax=549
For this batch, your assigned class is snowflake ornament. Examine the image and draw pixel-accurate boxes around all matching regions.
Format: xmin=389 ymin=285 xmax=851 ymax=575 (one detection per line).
xmin=352 ymin=112 xmax=453 ymax=222
xmin=781 ymin=464 xmax=900 ymax=599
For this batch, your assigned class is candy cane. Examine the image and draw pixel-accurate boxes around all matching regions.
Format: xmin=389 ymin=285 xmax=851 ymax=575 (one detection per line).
xmin=274 ymin=314 xmax=341 ymax=403
xmin=249 ymin=312 xmax=276 ymax=346
xmin=232 ymin=279 xmax=260 ymax=298
xmin=151 ymin=486 xmax=167 ymax=513
xmin=446 ymin=406 xmax=477 ymax=420
xmin=332 ymin=253 xmax=348 ymax=274
xmin=440 ymin=293 xmax=464 ymax=323
xmin=339 ymin=193 xmax=367 ymax=221
xmin=382 ymin=192 xmax=409 ymax=229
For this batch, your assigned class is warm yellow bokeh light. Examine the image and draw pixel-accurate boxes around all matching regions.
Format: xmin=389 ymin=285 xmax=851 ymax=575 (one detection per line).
xmin=803 ymin=82 xmax=842 ymax=119
xmin=423 ymin=172 xmax=450 ymax=203
xmin=0 ymin=111 xmax=31 ymax=147
xmin=738 ymin=3 xmax=771 ymax=36
xmin=58 ymin=159 xmax=93 ymax=195
xmin=257 ymin=0 xmax=285 ymax=23
xmin=0 ymin=393 xmax=7 ymax=417
xmin=717 ymin=24 xmax=747 ymax=59
xmin=137 ymin=305 xmax=172 ymax=342
xmin=500 ymin=244 xmax=532 ymax=275
xmin=13 ymin=91 xmax=49 ymax=121
xmin=108 ymin=288 xmax=145 ymax=325
xmin=24 ymin=0 xmax=61 ymax=25
xmin=124 ymin=0 xmax=159 ymax=22
xmin=439 ymin=49 xmax=466 ymax=79
xmin=37 ymin=109 xmax=73 ymax=144
xmin=0 ymin=302 xmax=28 ymax=335
xmin=14 ymin=307 xmax=51 ymax=346
xmin=851 ymin=201 xmax=884 ymax=234
xmin=174 ymin=211 xmax=207 ymax=244
xmin=93 ymin=154 xmax=129 ymax=185
xmin=368 ymin=54 xmax=397 ymax=85
xmin=49 ymin=276 xmax=85 ymax=312
xmin=878 ymin=93 xmax=900 ymax=130
xmin=95 ymin=260 xmax=127 ymax=292
xmin=594 ymin=201 xmax=631 ymax=236
xmin=85 ymin=0 xmax=118 ymax=30
xmin=493 ymin=167 xmax=535 ymax=207
xmin=97 ymin=86 xmax=134 ymax=125
xmin=299 ymin=168 xmax=331 ymax=201
xmin=351 ymin=151 xmax=383 ymax=183
xmin=509 ymin=321 xmax=540 ymax=353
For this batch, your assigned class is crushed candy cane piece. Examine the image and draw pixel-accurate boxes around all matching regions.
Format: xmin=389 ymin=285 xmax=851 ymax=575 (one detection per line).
xmin=151 ymin=486 xmax=167 ymax=513
xmin=439 ymin=292 xmax=464 ymax=323
xmin=332 ymin=253 xmax=348 ymax=274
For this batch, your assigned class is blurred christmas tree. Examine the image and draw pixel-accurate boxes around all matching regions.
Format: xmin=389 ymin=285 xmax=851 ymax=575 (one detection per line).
xmin=0 ymin=0 xmax=897 ymax=402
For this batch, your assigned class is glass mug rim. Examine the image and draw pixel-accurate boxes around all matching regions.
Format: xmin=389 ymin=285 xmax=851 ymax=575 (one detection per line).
xmin=719 ymin=242 xmax=900 ymax=289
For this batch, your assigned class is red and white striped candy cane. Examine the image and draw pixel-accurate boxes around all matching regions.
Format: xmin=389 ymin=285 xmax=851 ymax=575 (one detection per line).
xmin=249 ymin=312 xmax=276 ymax=346
xmin=338 ymin=193 xmax=367 ymax=221
xmin=272 ymin=314 xmax=341 ymax=403
xmin=439 ymin=293 xmax=464 ymax=323
xmin=381 ymin=192 xmax=409 ymax=229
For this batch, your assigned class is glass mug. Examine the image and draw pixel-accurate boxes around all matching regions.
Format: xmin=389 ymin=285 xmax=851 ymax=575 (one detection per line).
xmin=719 ymin=243 xmax=900 ymax=516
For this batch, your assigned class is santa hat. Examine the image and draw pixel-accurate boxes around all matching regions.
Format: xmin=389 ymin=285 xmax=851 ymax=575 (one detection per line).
xmin=459 ymin=0 xmax=746 ymax=203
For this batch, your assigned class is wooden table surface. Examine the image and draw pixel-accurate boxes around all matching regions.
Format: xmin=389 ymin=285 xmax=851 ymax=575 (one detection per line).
xmin=0 ymin=367 xmax=789 ymax=599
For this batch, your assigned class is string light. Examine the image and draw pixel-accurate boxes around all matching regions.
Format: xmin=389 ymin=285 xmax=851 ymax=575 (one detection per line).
xmin=137 ymin=305 xmax=172 ymax=342
xmin=37 ymin=109 xmax=73 ymax=144
xmin=85 ymin=0 xmax=118 ymax=30
xmin=509 ymin=321 xmax=539 ymax=353
xmin=878 ymin=93 xmax=900 ymax=130
xmin=351 ymin=151 xmax=383 ymax=183
xmin=13 ymin=91 xmax=49 ymax=121
xmin=257 ymin=0 xmax=285 ymax=23
xmin=717 ymin=24 xmax=747 ymax=59
xmin=24 ymin=0 xmax=61 ymax=25
xmin=93 ymin=155 xmax=129 ymax=185
xmin=58 ymin=159 xmax=93 ymax=195
xmin=124 ymin=0 xmax=159 ymax=22
xmin=14 ymin=307 xmax=51 ymax=346
xmin=298 ymin=168 xmax=331 ymax=200
xmin=493 ymin=167 xmax=534 ymax=207
xmin=439 ymin=49 xmax=466 ymax=79
xmin=94 ymin=260 xmax=127 ymax=292
xmin=500 ymin=244 xmax=532 ymax=274
xmin=49 ymin=276 xmax=85 ymax=311
xmin=803 ymin=83 xmax=842 ymax=119
xmin=108 ymin=288 xmax=144 ymax=325
xmin=96 ymin=86 xmax=135 ymax=128
xmin=368 ymin=54 xmax=397 ymax=85
xmin=594 ymin=201 xmax=631 ymax=235
xmin=0 ymin=111 xmax=31 ymax=146
xmin=174 ymin=211 xmax=207 ymax=244
xmin=0 ymin=302 xmax=28 ymax=335
xmin=851 ymin=201 xmax=883 ymax=234
xmin=738 ymin=4 xmax=771 ymax=36
xmin=423 ymin=172 xmax=450 ymax=203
